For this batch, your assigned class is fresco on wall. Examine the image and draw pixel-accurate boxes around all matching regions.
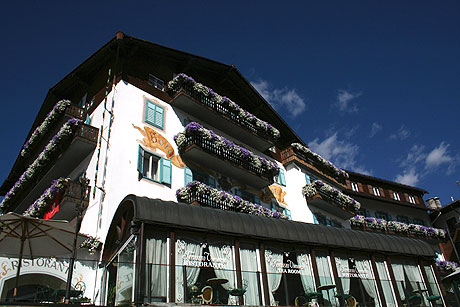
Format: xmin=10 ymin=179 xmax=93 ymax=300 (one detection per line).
xmin=133 ymin=124 xmax=185 ymax=168
xmin=262 ymin=185 xmax=288 ymax=206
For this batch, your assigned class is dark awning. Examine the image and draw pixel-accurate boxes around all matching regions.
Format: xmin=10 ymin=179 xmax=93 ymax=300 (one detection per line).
xmin=125 ymin=195 xmax=436 ymax=257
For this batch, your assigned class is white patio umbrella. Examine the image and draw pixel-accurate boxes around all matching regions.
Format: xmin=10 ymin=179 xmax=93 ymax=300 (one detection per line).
xmin=0 ymin=212 xmax=86 ymax=301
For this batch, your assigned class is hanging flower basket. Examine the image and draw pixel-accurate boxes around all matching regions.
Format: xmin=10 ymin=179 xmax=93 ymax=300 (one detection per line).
xmin=22 ymin=178 xmax=69 ymax=218
xmin=302 ymin=180 xmax=360 ymax=211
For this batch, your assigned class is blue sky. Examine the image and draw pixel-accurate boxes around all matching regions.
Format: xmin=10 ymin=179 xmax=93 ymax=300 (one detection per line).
xmin=0 ymin=1 xmax=459 ymax=205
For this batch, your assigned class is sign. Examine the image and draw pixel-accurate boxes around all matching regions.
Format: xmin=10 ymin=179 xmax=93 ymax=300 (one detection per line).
xmin=265 ymin=250 xmax=308 ymax=275
xmin=43 ymin=193 xmax=62 ymax=220
xmin=176 ymin=240 xmax=231 ymax=269
xmin=133 ymin=124 xmax=186 ymax=168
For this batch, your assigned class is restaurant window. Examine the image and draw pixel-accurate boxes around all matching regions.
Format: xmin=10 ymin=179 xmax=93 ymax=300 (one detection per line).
xmin=175 ymin=235 xmax=237 ymax=305
xmin=264 ymin=246 xmax=315 ymax=306
xmin=374 ymin=256 xmax=397 ymax=307
xmin=143 ymin=230 xmax=168 ymax=303
xmin=315 ymin=250 xmax=338 ymax=306
xmin=334 ymin=252 xmax=380 ymax=306
xmin=239 ymin=242 xmax=263 ymax=305
xmin=391 ymin=258 xmax=428 ymax=306
xmin=105 ymin=237 xmax=136 ymax=306
xmin=138 ymin=146 xmax=171 ymax=185
xmin=422 ymin=265 xmax=442 ymax=301
xmin=145 ymin=99 xmax=164 ymax=129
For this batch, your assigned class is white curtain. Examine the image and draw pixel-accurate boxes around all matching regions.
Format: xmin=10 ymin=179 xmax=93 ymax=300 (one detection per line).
xmin=391 ymin=262 xmax=406 ymax=301
xmin=334 ymin=254 xmax=350 ymax=295
xmin=209 ymin=243 xmax=237 ymax=305
xmin=355 ymin=256 xmax=378 ymax=306
xmin=315 ymin=252 xmax=336 ymax=305
xmin=145 ymin=235 xmax=167 ymax=299
xmin=404 ymin=262 xmax=428 ymax=306
xmin=375 ymin=260 xmax=397 ymax=307
xmin=175 ymin=239 xmax=203 ymax=303
xmin=240 ymin=247 xmax=260 ymax=305
xmin=265 ymin=249 xmax=283 ymax=306
xmin=297 ymin=252 xmax=315 ymax=293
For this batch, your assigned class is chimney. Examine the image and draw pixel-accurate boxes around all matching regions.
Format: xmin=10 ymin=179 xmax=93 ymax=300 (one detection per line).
xmin=435 ymin=197 xmax=442 ymax=209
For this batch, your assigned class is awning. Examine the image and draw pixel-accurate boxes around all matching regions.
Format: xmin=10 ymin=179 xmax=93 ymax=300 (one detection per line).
xmin=125 ymin=195 xmax=436 ymax=257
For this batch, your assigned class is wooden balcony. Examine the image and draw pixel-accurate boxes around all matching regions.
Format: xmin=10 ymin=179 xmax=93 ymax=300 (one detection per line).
xmin=179 ymin=134 xmax=276 ymax=189
xmin=170 ymin=86 xmax=275 ymax=152
xmin=13 ymin=124 xmax=98 ymax=214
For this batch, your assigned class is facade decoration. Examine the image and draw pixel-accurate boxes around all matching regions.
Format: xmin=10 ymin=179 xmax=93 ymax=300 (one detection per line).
xmin=176 ymin=181 xmax=288 ymax=219
xmin=262 ymin=185 xmax=288 ymax=206
xmin=133 ymin=124 xmax=185 ymax=168
xmin=21 ymin=99 xmax=72 ymax=158
xmin=0 ymin=118 xmax=81 ymax=212
xmin=291 ymin=143 xmax=348 ymax=179
xmin=175 ymin=122 xmax=279 ymax=177
xmin=303 ymin=180 xmax=360 ymax=211
xmin=350 ymin=215 xmax=447 ymax=240
xmin=23 ymin=177 xmax=69 ymax=218
xmin=167 ymin=73 xmax=280 ymax=140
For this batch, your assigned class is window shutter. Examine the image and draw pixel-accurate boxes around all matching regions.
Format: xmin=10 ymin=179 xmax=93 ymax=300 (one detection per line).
xmin=137 ymin=146 xmax=145 ymax=174
xmin=145 ymin=101 xmax=156 ymax=125
xmin=155 ymin=104 xmax=164 ymax=129
xmin=305 ymin=174 xmax=311 ymax=184
xmin=184 ymin=167 xmax=193 ymax=185
xmin=160 ymin=158 xmax=171 ymax=184
xmin=284 ymin=209 xmax=291 ymax=220
xmin=312 ymin=213 xmax=318 ymax=224
xmin=278 ymin=169 xmax=286 ymax=186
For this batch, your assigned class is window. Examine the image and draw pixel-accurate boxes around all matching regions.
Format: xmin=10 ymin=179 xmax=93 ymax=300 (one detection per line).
xmin=396 ymin=215 xmax=410 ymax=224
xmin=275 ymin=169 xmax=286 ymax=186
xmin=85 ymin=114 xmax=92 ymax=125
xmin=284 ymin=208 xmax=291 ymax=220
xmin=412 ymin=218 xmax=425 ymax=226
xmin=313 ymin=213 xmax=342 ymax=228
xmin=138 ymin=146 xmax=171 ymax=185
xmin=145 ymin=100 xmax=164 ymax=129
xmin=408 ymin=195 xmax=416 ymax=204
xmin=372 ymin=186 xmax=380 ymax=196
xmin=305 ymin=174 xmax=311 ymax=184
xmin=375 ymin=211 xmax=391 ymax=221
xmin=350 ymin=181 xmax=359 ymax=192
xmin=356 ymin=209 xmax=371 ymax=217
xmin=393 ymin=192 xmax=400 ymax=201
xmin=148 ymin=74 xmax=165 ymax=90
xmin=184 ymin=167 xmax=215 ymax=187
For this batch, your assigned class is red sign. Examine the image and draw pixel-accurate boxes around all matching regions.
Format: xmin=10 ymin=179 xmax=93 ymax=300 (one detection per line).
xmin=43 ymin=193 xmax=62 ymax=220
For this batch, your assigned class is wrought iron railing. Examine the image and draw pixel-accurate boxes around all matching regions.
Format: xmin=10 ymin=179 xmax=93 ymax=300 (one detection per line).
xmin=180 ymin=134 xmax=277 ymax=181
xmin=65 ymin=105 xmax=85 ymax=120
xmin=75 ymin=124 xmax=99 ymax=144
xmin=171 ymin=84 xmax=277 ymax=141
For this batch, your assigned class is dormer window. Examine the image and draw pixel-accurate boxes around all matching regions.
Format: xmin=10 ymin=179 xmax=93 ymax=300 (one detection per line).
xmin=372 ymin=186 xmax=381 ymax=196
xmin=350 ymin=181 xmax=359 ymax=192
xmin=148 ymin=74 xmax=165 ymax=90
xmin=408 ymin=195 xmax=416 ymax=204
xmin=393 ymin=192 xmax=400 ymax=201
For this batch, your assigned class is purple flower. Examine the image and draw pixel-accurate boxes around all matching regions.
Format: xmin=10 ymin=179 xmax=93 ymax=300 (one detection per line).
xmin=234 ymin=196 xmax=242 ymax=203
xmin=240 ymin=147 xmax=250 ymax=158
xmin=185 ymin=122 xmax=202 ymax=133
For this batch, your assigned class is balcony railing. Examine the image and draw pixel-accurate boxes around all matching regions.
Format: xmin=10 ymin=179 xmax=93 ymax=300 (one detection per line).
xmin=349 ymin=215 xmax=447 ymax=241
xmin=281 ymin=144 xmax=348 ymax=181
xmin=176 ymin=122 xmax=278 ymax=189
xmin=176 ymin=181 xmax=288 ymax=219
xmin=303 ymin=180 xmax=360 ymax=219
xmin=23 ymin=178 xmax=90 ymax=220
xmin=168 ymin=73 xmax=279 ymax=151
xmin=0 ymin=119 xmax=98 ymax=213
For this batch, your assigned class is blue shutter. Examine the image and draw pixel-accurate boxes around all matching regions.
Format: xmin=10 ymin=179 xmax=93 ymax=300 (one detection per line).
xmin=312 ymin=213 xmax=318 ymax=224
xmin=137 ymin=146 xmax=145 ymax=175
xmin=85 ymin=114 xmax=92 ymax=125
xmin=160 ymin=158 xmax=171 ymax=184
xmin=184 ymin=167 xmax=193 ymax=185
xmin=284 ymin=209 xmax=291 ymax=220
xmin=155 ymin=104 xmax=164 ymax=129
xmin=145 ymin=101 xmax=155 ymax=125
xmin=305 ymin=174 xmax=311 ymax=184
xmin=279 ymin=169 xmax=286 ymax=186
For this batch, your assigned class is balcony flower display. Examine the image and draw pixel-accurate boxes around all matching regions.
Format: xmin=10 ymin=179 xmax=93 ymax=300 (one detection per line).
xmin=349 ymin=215 xmax=446 ymax=240
xmin=176 ymin=181 xmax=288 ymax=220
xmin=21 ymin=99 xmax=71 ymax=158
xmin=175 ymin=122 xmax=279 ymax=176
xmin=79 ymin=236 xmax=102 ymax=255
xmin=23 ymin=178 xmax=69 ymax=218
xmin=291 ymin=143 xmax=348 ymax=180
xmin=302 ymin=180 xmax=360 ymax=211
xmin=167 ymin=73 xmax=280 ymax=140
xmin=0 ymin=118 xmax=81 ymax=212
xmin=435 ymin=260 xmax=458 ymax=273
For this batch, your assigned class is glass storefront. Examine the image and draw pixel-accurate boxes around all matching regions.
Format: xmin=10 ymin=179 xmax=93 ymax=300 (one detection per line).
xmin=391 ymin=258 xmax=429 ymax=306
xmin=374 ymin=256 xmax=397 ymax=307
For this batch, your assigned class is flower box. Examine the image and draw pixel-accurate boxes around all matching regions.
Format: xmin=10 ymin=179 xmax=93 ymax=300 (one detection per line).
xmin=302 ymin=180 xmax=360 ymax=212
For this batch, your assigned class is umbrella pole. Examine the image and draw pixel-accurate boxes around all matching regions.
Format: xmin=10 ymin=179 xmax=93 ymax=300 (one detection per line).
xmin=12 ymin=237 xmax=25 ymax=302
